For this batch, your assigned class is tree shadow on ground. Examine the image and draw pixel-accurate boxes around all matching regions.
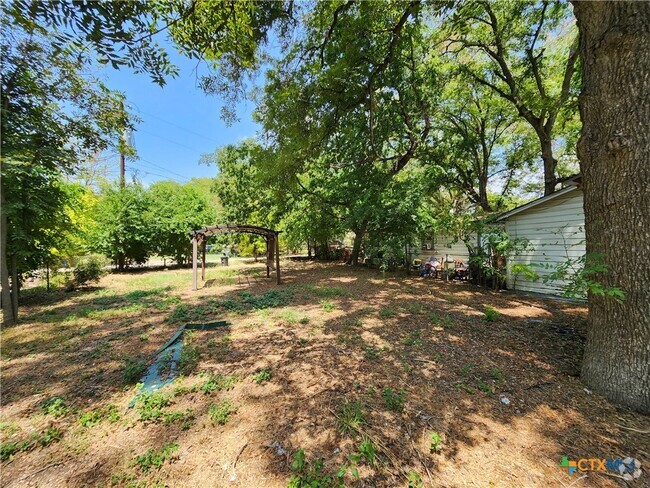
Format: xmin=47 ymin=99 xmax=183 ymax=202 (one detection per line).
xmin=1 ymin=260 xmax=647 ymax=488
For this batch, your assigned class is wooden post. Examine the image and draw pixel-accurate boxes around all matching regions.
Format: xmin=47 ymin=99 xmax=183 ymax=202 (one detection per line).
xmin=266 ymin=236 xmax=270 ymax=278
xmin=201 ymin=239 xmax=206 ymax=281
xmin=275 ymin=232 xmax=281 ymax=285
xmin=192 ymin=237 xmax=198 ymax=291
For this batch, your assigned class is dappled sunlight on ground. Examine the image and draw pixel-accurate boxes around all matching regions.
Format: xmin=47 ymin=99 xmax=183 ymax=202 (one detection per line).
xmin=1 ymin=260 xmax=647 ymax=487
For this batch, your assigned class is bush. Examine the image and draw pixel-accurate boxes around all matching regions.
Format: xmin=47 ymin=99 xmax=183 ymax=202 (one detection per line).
xmin=67 ymin=255 xmax=106 ymax=290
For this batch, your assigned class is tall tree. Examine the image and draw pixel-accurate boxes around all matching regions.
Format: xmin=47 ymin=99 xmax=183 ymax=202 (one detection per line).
xmin=259 ymin=1 xmax=438 ymax=264
xmin=439 ymin=1 xmax=579 ymax=195
xmin=437 ymin=78 xmax=533 ymax=212
xmin=572 ymin=2 xmax=650 ymax=414
xmin=1 ymin=24 xmax=128 ymax=324
xmin=89 ymin=182 xmax=152 ymax=270
xmin=147 ymin=181 xmax=216 ymax=265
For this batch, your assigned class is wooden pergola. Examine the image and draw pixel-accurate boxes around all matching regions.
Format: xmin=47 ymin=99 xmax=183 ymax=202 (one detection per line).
xmin=190 ymin=224 xmax=281 ymax=290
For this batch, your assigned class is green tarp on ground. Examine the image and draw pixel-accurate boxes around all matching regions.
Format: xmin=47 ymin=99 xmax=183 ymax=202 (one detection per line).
xmin=129 ymin=321 xmax=230 ymax=407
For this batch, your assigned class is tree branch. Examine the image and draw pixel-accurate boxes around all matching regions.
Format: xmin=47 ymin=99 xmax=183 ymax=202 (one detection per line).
xmin=545 ymin=34 xmax=579 ymax=133
xmin=319 ymin=1 xmax=355 ymax=68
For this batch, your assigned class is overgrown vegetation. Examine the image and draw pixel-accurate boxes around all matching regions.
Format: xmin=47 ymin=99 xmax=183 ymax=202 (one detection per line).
xmin=201 ymin=373 xmax=238 ymax=394
xmin=167 ymin=290 xmax=295 ymax=323
xmin=122 ymin=358 xmax=148 ymax=385
xmin=79 ymin=404 xmax=120 ymax=427
xmin=381 ymin=388 xmax=406 ymax=412
xmin=0 ymin=427 xmax=63 ymax=461
xmin=338 ymin=399 xmax=365 ymax=436
xmin=40 ymin=396 xmax=70 ymax=418
xmin=133 ymin=442 xmax=179 ymax=473
xmin=252 ymin=368 xmax=271 ymax=384
xmin=208 ymin=400 xmax=237 ymax=425
xmin=483 ymin=306 xmax=500 ymax=322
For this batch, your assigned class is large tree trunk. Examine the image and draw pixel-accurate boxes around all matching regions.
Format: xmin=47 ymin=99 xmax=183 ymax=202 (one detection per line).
xmin=477 ymin=175 xmax=492 ymax=212
xmin=350 ymin=220 xmax=368 ymax=266
xmin=1 ymin=180 xmax=15 ymax=325
xmin=573 ymin=1 xmax=650 ymax=414
xmin=540 ymin=135 xmax=557 ymax=196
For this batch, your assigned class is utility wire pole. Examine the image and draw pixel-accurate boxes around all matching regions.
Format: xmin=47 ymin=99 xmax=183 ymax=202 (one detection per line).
xmin=120 ymin=101 xmax=126 ymax=188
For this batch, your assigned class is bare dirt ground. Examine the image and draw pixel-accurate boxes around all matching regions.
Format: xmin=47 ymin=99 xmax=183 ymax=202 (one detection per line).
xmin=1 ymin=259 xmax=648 ymax=487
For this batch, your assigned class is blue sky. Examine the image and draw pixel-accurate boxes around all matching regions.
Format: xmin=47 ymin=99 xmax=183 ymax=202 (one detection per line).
xmin=100 ymin=47 xmax=261 ymax=185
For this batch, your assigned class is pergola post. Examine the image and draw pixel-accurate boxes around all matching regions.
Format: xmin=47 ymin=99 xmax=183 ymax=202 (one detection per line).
xmin=201 ymin=238 xmax=207 ymax=281
xmin=190 ymin=225 xmax=282 ymax=290
xmin=275 ymin=231 xmax=281 ymax=284
xmin=192 ymin=237 xmax=198 ymax=291
xmin=266 ymin=236 xmax=270 ymax=278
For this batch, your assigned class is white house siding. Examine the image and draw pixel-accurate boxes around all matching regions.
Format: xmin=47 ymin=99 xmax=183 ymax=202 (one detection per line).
xmin=504 ymin=188 xmax=585 ymax=295
xmin=414 ymin=234 xmax=473 ymax=263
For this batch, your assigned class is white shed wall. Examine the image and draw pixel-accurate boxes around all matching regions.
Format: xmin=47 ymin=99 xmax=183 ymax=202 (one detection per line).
xmin=505 ymin=188 xmax=585 ymax=295
xmin=414 ymin=234 xmax=473 ymax=263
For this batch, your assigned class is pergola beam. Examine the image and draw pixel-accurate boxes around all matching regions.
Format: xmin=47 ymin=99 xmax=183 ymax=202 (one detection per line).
xmin=190 ymin=224 xmax=282 ymax=290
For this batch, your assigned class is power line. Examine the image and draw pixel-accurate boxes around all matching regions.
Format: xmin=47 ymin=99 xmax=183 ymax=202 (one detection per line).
xmin=135 ymin=158 xmax=191 ymax=181
xmin=129 ymin=163 xmax=189 ymax=183
xmin=134 ymin=108 xmax=222 ymax=145
xmin=101 ymin=167 xmax=187 ymax=185
xmin=127 ymin=167 xmax=188 ymax=184
xmin=137 ymin=128 xmax=202 ymax=152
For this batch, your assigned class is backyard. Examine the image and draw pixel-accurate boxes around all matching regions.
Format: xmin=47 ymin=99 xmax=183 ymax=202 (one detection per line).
xmin=1 ymin=259 xmax=647 ymax=487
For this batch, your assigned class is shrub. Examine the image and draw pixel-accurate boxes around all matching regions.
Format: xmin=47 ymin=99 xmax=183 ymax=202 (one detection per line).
xmin=68 ymin=256 xmax=107 ymax=290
